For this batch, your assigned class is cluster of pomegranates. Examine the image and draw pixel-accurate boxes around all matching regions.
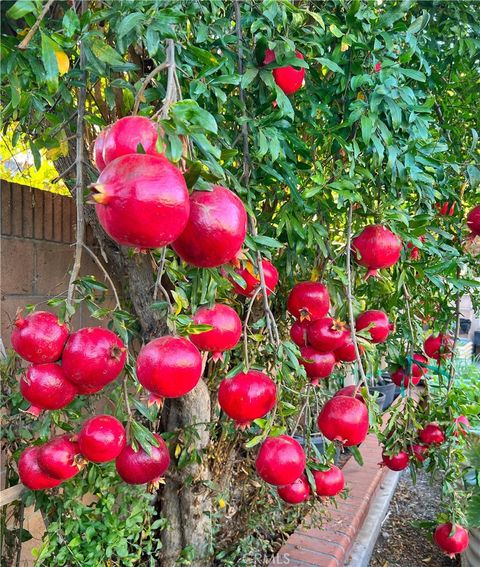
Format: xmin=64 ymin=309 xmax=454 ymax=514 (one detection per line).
xmin=18 ymin=414 xmax=170 ymax=490
xmin=286 ymin=280 xmax=394 ymax=384
xmin=12 ymin=311 xmax=126 ymax=415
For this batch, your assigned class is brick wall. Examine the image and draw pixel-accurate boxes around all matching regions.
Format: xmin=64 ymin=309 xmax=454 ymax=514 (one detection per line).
xmin=1 ymin=180 xmax=113 ymax=348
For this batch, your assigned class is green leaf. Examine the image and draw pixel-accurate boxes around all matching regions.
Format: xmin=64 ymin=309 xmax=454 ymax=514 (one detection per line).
xmin=253 ymin=235 xmax=284 ymax=249
xmin=329 ymin=23 xmax=344 ymax=38
xmin=170 ymin=100 xmax=218 ymax=134
xmin=118 ymin=12 xmax=144 ymax=39
xmin=240 ymin=67 xmax=258 ymax=88
xmin=307 ymin=11 xmax=325 ymax=29
xmin=318 ymin=57 xmax=344 ymax=75
xmin=398 ymin=67 xmax=426 ymax=82
xmin=6 ymin=0 xmax=35 ymax=19
xmin=407 ymin=11 xmax=430 ymax=35
xmin=245 ymin=435 xmax=263 ymax=448
xmin=349 ymin=445 xmax=364 ymax=466
xmin=62 ymin=9 xmax=80 ymax=37
xmin=131 ymin=421 xmax=160 ymax=456
xmin=361 ymin=115 xmax=374 ymax=145
xmin=40 ymin=32 xmax=59 ymax=92
xmin=467 ymin=165 xmax=480 ymax=190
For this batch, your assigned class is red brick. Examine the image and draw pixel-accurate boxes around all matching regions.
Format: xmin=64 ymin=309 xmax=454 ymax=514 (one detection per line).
xmin=11 ymin=183 xmax=23 ymax=236
xmin=53 ymin=195 xmax=63 ymax=242
xmin=62 ymin=195 xmax=73 ymax=243
xmin=1 ymin=182 xmax=12 ymax=235
xmin=43 ymin=192 xmax=54 ymax=240
xmin=289 ymin=533 xmax=345 ymax=563
xmin=34 ymin=241 xmax=72 ymax=295
xmin=22 ymin=187 xmax=34 ymax=238
xmin=284 ymin=543 xmax=338 ymax=566
xmin=298 ymin=528 xmax=350 ymax=552
xmin=33 ymin=189 xmax=44 ymax=240
xmin=0 ymin=238 xmax=34 ymax=294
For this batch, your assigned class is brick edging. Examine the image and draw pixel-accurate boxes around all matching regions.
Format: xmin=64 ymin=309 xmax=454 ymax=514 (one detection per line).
xmin=270 ymin=432 xmax=388 ymax=567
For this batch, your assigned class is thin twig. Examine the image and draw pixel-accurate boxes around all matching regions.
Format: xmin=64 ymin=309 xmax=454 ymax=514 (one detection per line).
xmin=132 ymin=61 xmax=168 ymax=115
xmin=242 ymin=287 xmax=262 ymax=369
xmin=66 ymin=1 xmax=86 ymax=313
xmin=447 ymin=292 xmax=461 ymax=393
xmin=345 ymin=204 xmax=368 ymax=389
xmin=17 ymin=0 xmax=55 ymax=50
xmin=122 ymin=375 xmax=133 ymax=421
xmin=81 ymin=243 xmax=121 ymax=309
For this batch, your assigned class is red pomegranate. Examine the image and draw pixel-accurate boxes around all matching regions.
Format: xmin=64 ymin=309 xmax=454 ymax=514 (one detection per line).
xmin=424 ymin=334 xmax=453 ymax=361
xmin=453 ymin=415 xmax=470 ymax=437
xmin=287 ymin=282 xmax=330 ymax=321
xmin=313 ymin=465 xmax=345 ymax=497
xmin=277 ymin=474 xmax=310 ymax=504
xmin=230 ymin=259 xmax=279 ymax=297
xmin=411 ymin=444 xmax=428 ymax=463
xmin=317 ymin=396 xmax=369 ymax=446
xmin=381 ymin=450 xmax=409 ymax=471
xmin=93 ymin=128 xmax=108 ymax=171
xmin=391 ymin=368 xmax=420 ymax=388
xmin=307 ymin=318 xmax=349 ymax=352
xmin=355 ymin=310 xmax=393 ymax=343
xmin=467 ymin=205 xmax=480 ymax=236
xmin=92 ymin=153 xmax=189 ymax=249
xmin=102 ymin=116 xmax=159 ymax=165
xmin=172 ymin=186 xmax=247 ymax=268
xmin=136 ymin=336 xmax=202 ymax=403
xmin=290 ymin=320 xmax=310 ymax=347
xmin=18 ymin=446 xmax=62 ymax=490
xmin=334 ymin=336 xmax=364 ymax=363
xmin=299 ymin=347 xmax=335 ymax=385
xmin=333 ymin=385 xmax=364 ymax=403
xmin=62 ymin=328 xmax=126 ymax=394
xmin=190 ymin=303 xmax=242 ymax=361
xmin=115 ymin=433 xmax=170 ymax=485
xmin=407 ymin=235 xmax=425 ymax=260
xmin=419 ymin=423 xmax=445 ymax=445
xmin=411 ymin=353 xmax=428 ymax=377
xmin=218 ymin=370 xmax=276 ymax=427
xmin=255 ymin=435 xmax=306 ymax=486
xmin=434 ymin=523 xmax=469 ymax=558
xmin=11 ymin=311 xmax=69 ymax=364
xmin=263 ymin=49 xmax=305 ymax=95
xmin=20 ymin=364 xmax=77 ymax=416
xmin=351 ymin=225 xmax=402 ymax=278
xmin=78 ymin=415 xmax=126 ymax=463
xmin=37 ymin=435 xmax=81 ymax=480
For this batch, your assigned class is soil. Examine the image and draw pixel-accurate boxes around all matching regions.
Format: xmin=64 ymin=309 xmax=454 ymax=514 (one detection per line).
xmin=370 ymin=469 xmax=460 ymax=567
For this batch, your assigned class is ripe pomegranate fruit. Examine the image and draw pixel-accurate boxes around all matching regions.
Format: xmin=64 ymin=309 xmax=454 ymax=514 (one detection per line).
xmin=277 ymin=474 xmax=310 ymax=504
xmin=115 ymin=433 xmax=170 ymax=485
xmin=434 ymin=523 xmax=469 ymax=558
xmin=334 ymin=336 xmax=364 ymax=363
xmin=20 ymin=363 xmax=77 ymax=416
xmin=355 ymin=310 xmax=394 ymax=343
xmin=317 ymin=396 xmax=369 ymax=446
xmin=263 ymin=49 xmax=305 ymax=95
xmin=37 ymin=435 xmax=81 ymax=480
xmin=333 ymin=385 xmax=364 ymax=403
xmin=453 ymin=415 xmax=470 ymax=437
xmin=407 ymin=235 xmax=425 ymax=260
xmin=313 ymin=465 xmax=345 ymax=497
xmin=92 ymin=153 xmax=189 ymax=249
xmin=391 ymin=368 xmax=420 ymax=388
xmin=102 ymin=116 xmax=159 ymax=165
xmin=411 ymin=444 xmax=428 ymax=462
xmin=255 ymin=435 xmax=306 ymax=486
xmin=351 ymin=225 xmax=402 ymax=278
xmin=172 ymin=185 xmax=247 ymax=267
xmin=467 ymin=205 xmax=480 ymax=236
xmin=381 ymin=450 xmax=409 ymax=471
xmin=290 ymin=319 xmax=310 ymax=347
xmin=11 ymin=311 xmax=69 ymax=364
xmin=299 ymin=346 xmax=335 ymax=385
xmin=287 ymin=281 xmax=330 ymax=321
xmin=18 ymin=447 xmax=62 ymax=490
xmin=78 ymin=415 xmax=126 ymax=463
xmin=62 ymin=328 xmax=126 ymax=394
xmin=424 ymin=334 xmax=453 ymax=361
xmin=218 ymin=370 xmax=276 ymax=427
xmin=419 ymin=423 xmax=445 ymax=445
xmin=230 ymin=259 xmax=278 ymax=297
xmin=190 ymin=303 xmax=242 ymax=361
xmin=93 ymin=128 xmax=108 ymax=171
xmin=307 ymin=318 xmax=349 ymax=352
xmin=411 ymin=353 xmax=428 ymax=377
xmin=136 ymin=336 xmax=202 ymax=403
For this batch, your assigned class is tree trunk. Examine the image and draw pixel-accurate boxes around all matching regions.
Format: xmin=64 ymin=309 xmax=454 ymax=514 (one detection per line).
xmin=160 ymin=380 xmax=212 ymax=567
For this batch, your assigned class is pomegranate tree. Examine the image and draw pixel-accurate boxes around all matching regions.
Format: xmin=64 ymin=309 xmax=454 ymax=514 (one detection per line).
xmin=136 ymin=336 xmax=202 ymax=403
xmin=263 ymin=49 xmax=305 ymax=95
xmin=307 ymin=318 xmax=349 ymax=352
xmin=351 ymin=225 xmax=402 ymax=278
xmin=18 ymin=447 xmax=63 ymax=490
xmin=277 ymin=475 xmax=310 ymax=504
xmin=317 ymin=396 xmax=369 ymax=446
xmin=92 ymin=153 xmax=190 ymax=249
xmin=37 ymin=435 xmax=82 ymax=480
xmin=172 ymin=185 xmax=247 ymax=267
xmin=20 ymin=363 xmax=77 ymax=416
xmin=299 ymin=346 xmax=335 ymax=384
xmin=287 ymin=281 xmax=330 ymax=321
xmin=255 ymin=435 xmax=306 ymax=486
xmin=115 ymin=433 xmax=170 ymax=485
xmin=189 ymin=303 xmax=242 ymax=361
xmin=218 ymin=370 xmax=276 ymax=427
xmin=355 ymin=310 xmax=393 ymax=343
xmin=230 ymin=259 xmax=278 ymax=297
xmin=11 ymin=311 xmax=69 ymax=363
xmin=313 ymin=465 xmax=345 ymax=497
xmin=101 ymin=115 xmax=159 ymax=165
xmin=62 ymin=328 xmax=126 ymax=394
xmin=434 ymin=523 xmax=469 ymax=558
xmin=78 ymin=415 xmax=126 ymax=463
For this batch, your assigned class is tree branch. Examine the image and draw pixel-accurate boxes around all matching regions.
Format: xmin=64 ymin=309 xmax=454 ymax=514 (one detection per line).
xmin=17 ymin=0 xmax=55 ymax=50
xmin=81 ymin=243 xmax=121 ymax=310
xmin=132 ymin=61 xmax=168 ymax=115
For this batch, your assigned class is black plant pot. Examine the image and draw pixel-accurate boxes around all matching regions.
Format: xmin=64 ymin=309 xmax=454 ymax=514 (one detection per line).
xmin=370 ymin=381 xmax=396 ymax=409
xmin=293 ymin=434 xmax=340 ymax=465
